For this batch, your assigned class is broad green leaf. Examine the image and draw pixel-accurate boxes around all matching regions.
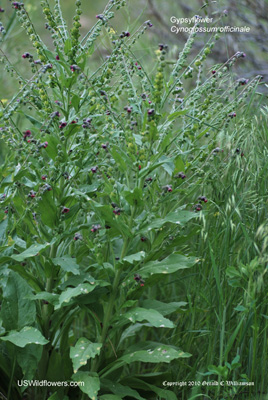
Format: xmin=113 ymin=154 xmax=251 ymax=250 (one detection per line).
xmin=64 ymin=38 xmax=72 ymax=55
xmin=46 ymin=349 xmax=65 ymax=382
xmin=123 ymin=188 xmax=143 ymax=206
xmin=76 ymin=183 xmax=100 ymax=194
xmin=28 ymin=292 xmax=59 ymax=305
xmin=121 ymin=346 xmax=191 ymax=364
xmin=118 ymin=324 xmax=144 ymax=347
xmin=11 ymin=242 xmax=50 ymax=262
xmin=174 ymin=155 xmax=185 ymax=174
xmin=72 ymin=371 xmax=100 ymax=399
xmin=207 ymin=364 xmax=229 ymax=378
xmin=121 ymin=300 xmax=138 ymax=309
xmin=62 ymin=203 xmax=80 ymax=221
xmin=123 ymin=308 xmax=174 ymax=328
xmin=123 ymin=251 xmax=145 ymax=264
xmin=71 ymin=94 xmax=80 ymax=112
xmin=110 ymin=146 xmax=131 ymax=172
xmin=90 ymin=202 xmax=132 ymax=238
xmin=137 ymin=254 xmax=197 ymax=278
xmin=1 ymin=271 xmax=36 ymax=330
xmin=140 ymin=158 xmax=174 ymax=178
xmin=52 ymin=255 xmax=80 ymax=275
xmin=145 ymin=210 xmax=198 ymax=231
xmin=55 ymin=283 xmax=98 ymax=310
xmin=70 ymin=338 xmax=102 ymax=373
xmin=167 ymin=109 xmax=188 ymax=121
xmin=142 ymin=299 xmax=187 ymax=316
xmin=0 ymin=218 xmax=8 ymax=242
xmin=161 ymin=162 xmax=174 ymax=176
xmin=196 ymin=127 xmax=210 ymax=140
xmin=0 ymin=327 xmax=49 ymax=348
xmin=123 ymin=378 xmax=177 ymax=400
xmin=99 ymin=396 xmax=122 ymax=400
xmin=17 ymin=344 xmax=43 ymax=379
xmin=24 ymin=113 xmax=42 ymax=128
xmin=43 ymin=135 xmax=60 ymax=161
xmin=102 ymin=379 xmax=145 ymax=400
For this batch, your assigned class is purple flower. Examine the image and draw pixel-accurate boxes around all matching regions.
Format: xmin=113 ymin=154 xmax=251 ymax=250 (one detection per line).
xmin=59 ymin=122 xmax=67 ymax=129
xmin=22 ymin=52 xmax=32 ymax=59
xmin=91 ymin=224 xmax=101 ymax=233
xmin=23 ymin=130 xmax=31 ymax=140
xmin=28 ymin=190 xmax=36 ymax=198
xmin=74 ymin=233 xmax=83 ymax=241
xmin=198 ymin=196 xmax=208 ymax=203
xmin=70 ymin=65 xmax=81 ymax=72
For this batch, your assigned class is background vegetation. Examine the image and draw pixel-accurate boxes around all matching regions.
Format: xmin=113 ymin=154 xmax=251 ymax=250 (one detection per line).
xmin=0 ymin=1 xmax=268 ymax=400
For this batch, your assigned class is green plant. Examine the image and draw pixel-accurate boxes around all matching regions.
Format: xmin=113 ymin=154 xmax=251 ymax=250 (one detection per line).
xmin=0 ymin=1 xmax=264 ymax=399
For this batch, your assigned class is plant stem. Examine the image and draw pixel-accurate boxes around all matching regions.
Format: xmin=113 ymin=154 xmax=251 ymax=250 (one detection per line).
xmin=7 ymin=353 xmax=16 ymax=400
xmin=91 ymin=239 xmax=129 ymax=373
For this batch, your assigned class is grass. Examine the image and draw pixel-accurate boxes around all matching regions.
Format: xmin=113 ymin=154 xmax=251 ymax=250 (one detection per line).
xmin=149 ymin=111 xmax=268 ymax=398
xmin=0 ymin=1 xmax=268 ymax=399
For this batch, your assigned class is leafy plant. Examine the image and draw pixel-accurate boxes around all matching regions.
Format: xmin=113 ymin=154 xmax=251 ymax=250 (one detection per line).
xmin=0 ymin=1 xmax=264 ymax=399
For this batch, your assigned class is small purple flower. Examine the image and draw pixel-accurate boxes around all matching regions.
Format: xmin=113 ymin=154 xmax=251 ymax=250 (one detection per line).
xmin=91 ymin=166 xmax=98 ymax=173
xmin=62 ymin=172 xmax=70 ymax=179
xmin=59 ymin=122 xmax=67 ymax=129
xmin=134 ymin=274 xmax=142 ymax=282
xmin=74 ymin=233 xmax=83 ymax=241
xmin=113 ymin=208 xmax=122 ymax=216
xmin=62 ymin=207 xmax=70 ymax=214
xmin=23 ymin=130 xmax=31 ymax=140
xmin=198 ymin=196 xmax=208 ymax=203
xmin=148 ymin=108 xmax=155 ymax=116
xmin=12 ymin=2 xmax=24 ymax=10
xmin=175 ymin=172 xmax=186 ymax=179
xmin=28 ymin=190 xmax=36 ymax=198
xmin=70 ymin=65 xmax=81 ymax=72
xmin=213 ymin=147 xmax=222 ymax=154
xmin=194 ymin=204 xmax=202 ymax=212
xmin=228 ymin=112 xmax=236 ymax=118
xmin=43 ymin=184 xmax=52 ymax=192
xmin=50 ymin=111 xmax=60 ymax=118
xmin=124 ymin=106 xmax=132 ymax=113
xmin=237 ymin=78 xmax=249 ymax=86
xmin=163 ymin=185 xmax=173 ymax=193
xmin=82 ymin=118 xmax=92 ymax=129
xmin=22 ymin=52 xmax=32 ymax=59
xmin=236 ymin=52 xmax=246 ymax=58
xmin=91 ymin=224 xmax=101 ymax=233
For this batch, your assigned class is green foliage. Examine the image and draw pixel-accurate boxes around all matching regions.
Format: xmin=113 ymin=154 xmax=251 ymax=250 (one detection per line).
xmin=0 ymin=0 xmax=267 ymax=399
